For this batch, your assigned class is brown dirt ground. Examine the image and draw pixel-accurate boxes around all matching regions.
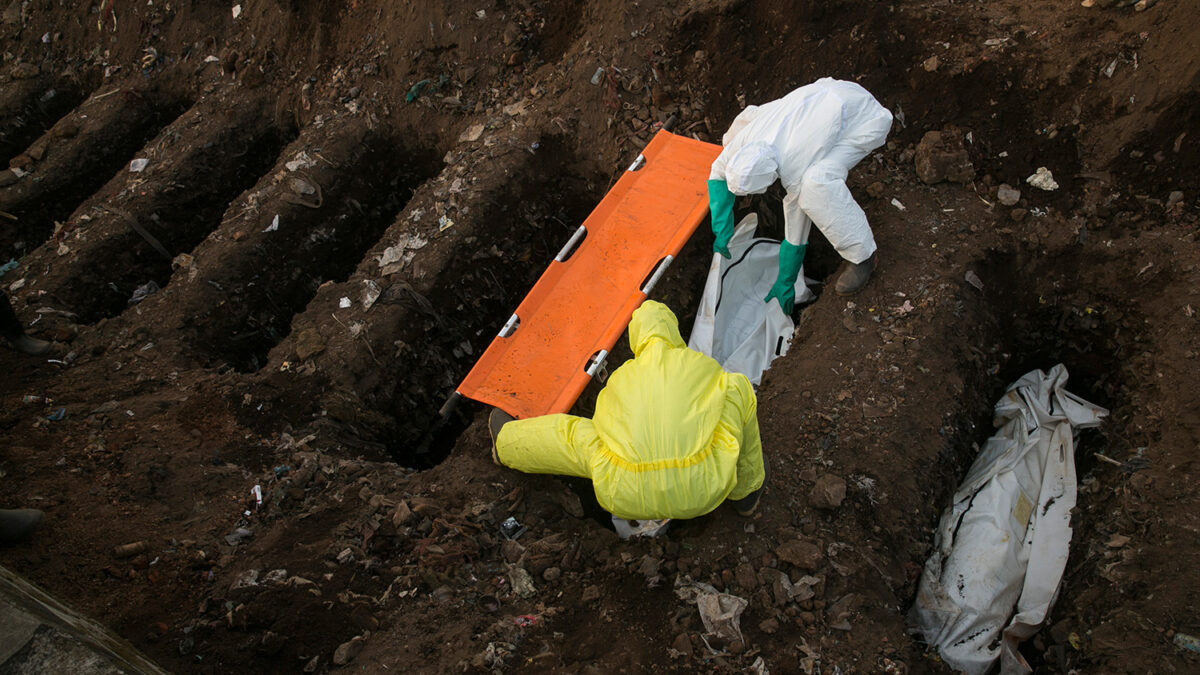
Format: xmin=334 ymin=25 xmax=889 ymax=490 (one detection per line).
xmin=0 ymin=0 xmax=1197 ymax=673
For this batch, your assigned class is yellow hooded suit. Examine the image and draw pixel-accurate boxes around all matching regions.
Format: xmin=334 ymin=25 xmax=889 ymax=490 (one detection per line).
xmin=495 ymin=300 xmax=764 ymax=520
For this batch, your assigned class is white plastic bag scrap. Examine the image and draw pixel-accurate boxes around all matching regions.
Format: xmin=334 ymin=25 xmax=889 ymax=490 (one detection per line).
xmin=911 ymin=364 xmax=1107 ymax=675
xmin=674 ymin=577 xmax=748 ymax=648
xmin=688 ymin=214 xmax=813 ymax=385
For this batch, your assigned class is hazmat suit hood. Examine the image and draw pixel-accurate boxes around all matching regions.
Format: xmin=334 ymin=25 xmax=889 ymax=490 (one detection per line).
xmin=725 ymin=141 xmax=778 ymax=195
xmin=628 ymin=300 xmax=686 ymax=357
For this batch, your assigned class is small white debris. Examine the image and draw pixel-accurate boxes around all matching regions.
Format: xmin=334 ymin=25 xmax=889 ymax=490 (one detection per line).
xmin=232 ymin=4 xmax=242 ymax=19
xmin=890 ymin=198 xmax=906 ymax=211
xmin=204 ymin=55 xmax=219 ymax=63
xmin=361 ymin=280 xmax=381 ymax=309
xmin=129 ymin=158 xmax=149 ymax=172
xmin=475 ymin=9 xmax=486 ymax=19
xmin=285 ymin=152 xmax=316 ymax=172
xmin=41 ymin=32 xmax=51 ymax=44
xmin=965 ymin=270 xmax=985 ymax=291
xmin=263 ymin=214 xmax=279 ymax=232
xmin=1026 ymin=167 xmax=1059 ymax=191
xmin=339 ymin=297 xmax=351 ymax=309
xmin=9 ymin=278 xmax=26 ymax=292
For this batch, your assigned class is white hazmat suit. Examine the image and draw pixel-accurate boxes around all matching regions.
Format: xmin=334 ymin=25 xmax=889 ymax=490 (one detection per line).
xmin=708 ymin=78 xmax=892 ymax=309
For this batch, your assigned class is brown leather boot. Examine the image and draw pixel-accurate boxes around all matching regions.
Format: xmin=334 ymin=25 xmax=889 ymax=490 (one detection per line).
xmin=488 ymin=409 xmax=514 ymax=466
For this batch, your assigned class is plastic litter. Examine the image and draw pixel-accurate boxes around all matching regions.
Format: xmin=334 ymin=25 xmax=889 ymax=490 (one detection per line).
xmin=1174 ymin=632 xmax=1200 ymax=654
xmin=910 ymin=364 xmax=1107 ymax=674
xmin=264 ymin=214 xmax=279 ymax=233
xmin=688 ymin=215 xmax=812 ymax=386
xmin=0 ymin=259 xmax=17 ymax=275
xmin=46 ymin=408 xmax=66 ymax=421
xmin=499 ymin=516 xmax=526 ymax=541
xmin=129 ymin=158 xmax=148 ymax=173
xmin=128 ymin=280 xmax=160 ymax=304
xmin=675 ymin=577 xmax=748 ymax=650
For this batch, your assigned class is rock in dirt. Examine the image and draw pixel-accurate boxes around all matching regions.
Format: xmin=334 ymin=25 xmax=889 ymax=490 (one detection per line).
xmin=0 ymin=169 xmax=20 ymax=187
xmin=332 ymin=635 xmax=366 ymax=665
xmin=997 ymin=183 xmax=1021 ymax=206
xmin=776 ymin=538 xmax=822 ymax=571
xmin=295 ymin=328 xmax=325 ymax=360
xmin=809 ymin=474 xmax=847 ymax=510
xmin=914 ymin=128 xmax=975 ymax=184
xmin=735 ymin=563 xmax=758 ymax=590
xmin=391 ymin=501 xmax=412 ymax=526
xmin=1026 ymin=166 xmax=1059 ymax=191
xmin=10 ymin=62 xmax=38 ymax=79
xmin=671 ymin=632 xmax=692 ymax=658
xmin=501 ymin=539 xmax=525 ymax=563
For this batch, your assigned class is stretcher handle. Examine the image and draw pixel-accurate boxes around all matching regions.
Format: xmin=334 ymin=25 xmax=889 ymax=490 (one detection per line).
xmin=639 ymin=255 xmax=674 ymax=296
xmin=555 ymin=225 xmax=587 ymax=262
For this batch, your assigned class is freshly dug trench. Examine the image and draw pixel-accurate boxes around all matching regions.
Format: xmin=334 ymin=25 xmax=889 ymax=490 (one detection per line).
xmin=17 ymin=91 xmax=296 ymax=324
xmin=158 ymin=122 xmax=444 ymax=373
xmin=0 ymin=83 xmax=189 ymax=259
xmin=0 ymin=77 xmax=86 ymax=165
xmin=261 ymin=130 xmax=604 ymax=464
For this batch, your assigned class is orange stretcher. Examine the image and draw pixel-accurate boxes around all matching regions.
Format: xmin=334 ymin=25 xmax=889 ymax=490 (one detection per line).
xmin=451 ymin=129 xmax=722 ymax=420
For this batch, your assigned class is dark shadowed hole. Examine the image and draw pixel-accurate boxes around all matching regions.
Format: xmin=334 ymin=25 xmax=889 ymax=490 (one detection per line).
xmin=203 ymin=138 xmax=444 ymax=373
xmin=0 ymin=82 xmax=87 ymax=164
xmin=65 ymin=122 xmax=299 ymax=324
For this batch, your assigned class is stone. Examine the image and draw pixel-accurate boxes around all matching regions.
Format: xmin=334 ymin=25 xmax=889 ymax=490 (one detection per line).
xmin=10 ymin=62 xmax=38 ymax=79
xmin=0 ymin=169 xmax=18 ymax=188
xmin=294 ymin=328 xmax=325 ymax=360
xmin=759 ymin=617 xmax=780 ymax=634
xmin=581 ymin=585 xmax=602 ymax=603
xmin=922 ymin=55 xmax=940 ymax=72
xmin=671 ymin=632 xmax=692 ymax=658
xmin=776 ymin=538 xmax=822 ymax=571
xmin=865 ymin=181 xmax=885 ymax=199
xmin=914 ymin=128 xmax=975 ymax=184
xmin=1167 ymin=191 xmax=1184 ymax=206
xmin=542 ymin=566 xmax=561 ymax=582
xmin=501 ymin=539 xmax=525 ymax=563
xmin=809 ymin=474 xmax=847 ymax=510
xmin=391 ymin=501 xmax=412 ymax=527
xmin=735 ymin=563 xmax=757 ymax=591
xmin=408 ymin=497 xmax=441 ymax=518
xmin=332 ymin=635 xmax=365 ymax=665
xmin=997 ymin=183 xmax=1021 ymax=206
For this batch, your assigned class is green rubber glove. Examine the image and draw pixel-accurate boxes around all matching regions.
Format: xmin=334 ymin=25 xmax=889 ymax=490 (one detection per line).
xmin=707 ymin=179 xmax=735 ymax=258
xmin=763 ymin=240 xmax=806 ymax=314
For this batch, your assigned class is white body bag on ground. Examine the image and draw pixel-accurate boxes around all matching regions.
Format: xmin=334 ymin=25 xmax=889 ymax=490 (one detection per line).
xmin=688 ymin=214 xmax=813 ymax=385
xmin=910 ymin=364 xmax=1107 ymax=674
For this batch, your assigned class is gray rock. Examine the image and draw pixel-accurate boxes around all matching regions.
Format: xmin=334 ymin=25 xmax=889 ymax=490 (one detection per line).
xmin=776 ymin=538 xmax=822 ymax=571
xmin=997 ymin=183 xmax=1021 ymax=206
xmin=332 ymin=635 xmax=365 ymax=665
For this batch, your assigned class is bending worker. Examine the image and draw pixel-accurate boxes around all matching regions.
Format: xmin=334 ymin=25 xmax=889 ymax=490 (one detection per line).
xmin=709 ymin=77 xmax=894 ymax=311
xmin=489 ymin=300 xmax=765 ymax=519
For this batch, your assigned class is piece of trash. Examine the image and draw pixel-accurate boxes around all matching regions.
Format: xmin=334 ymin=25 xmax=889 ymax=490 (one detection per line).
xmin=590 ymin=67 xmax=605 ymax=85
xmin=458 ymin=123 xmax=485 ymax=143
xmin=506 ymin=564 xmax=537 ymax=598
xmin=285 ymin=152 xmax=316 ymax=172
xmin=612 ymin=516 xmax=671 ymax=540
xmin=1026 ymin=167 xmax=1059 ymax=191
xmin=204 ymin=55 xmax=219 ymax=63
xmin=0 ymin=259 xmax=17 ymax=275
xmin=225 ymin=527 xmax=253 ymax=546
xmin=361 ymin=280 xmax=381 ymax=309
xmin=129 ymin=158 xmax=149 ymax=172
xmin=405 ymin=79 xmax=433 ymax=102
xmin=911 ymin=364 xmax=1107 ymax=675
xmin=438 ymin=215 xmax=454 ymax=231
xmin=1175 ymin=632 xmax=1200 ymax=654
xmin=128 ymin=280 xmax=160 ymax=304
xmin=338 ymin=296 xmax=351 ymax=309
xmin=1105 ymin=533 xmax=1130 ymax=548
xmin=965 ymin=270 xmax=985 ymax=291
xmin=499 ymin=516 xmax=526 ymax=540
xmin=896 ymin=299 xmax=915 ymax=315
xmin=251 ymin=484 xmax=263 ymax=508
xmin=513 ymin=615 xmax=538 ymax=627
xmin=47 ymin=408 xmax=66 ymax=421
xmin=9 ymin=278 xmax=25 ymax=291
xmin=890 ymin=198 xmax=906 ymax=211
xmin=232 ymin=5 xmax=242 ymax=19
xmin=273 ymin=465 xmax=292 ymax=478
xmin=264 ymin=214 xmax=279 ymax=232
xmin=675 ymin=578 xmax=748 ymax=648
xmin=113 ymin=541 xmax=149 ymax=558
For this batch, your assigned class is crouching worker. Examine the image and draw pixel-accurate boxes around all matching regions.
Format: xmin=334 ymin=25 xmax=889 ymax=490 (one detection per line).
xmin=489 ymin=300 xmax=765 ymax=520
